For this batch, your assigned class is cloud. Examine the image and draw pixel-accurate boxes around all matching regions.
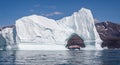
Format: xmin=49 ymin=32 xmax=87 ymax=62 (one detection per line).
xmin=34 ymin=4 xmax=56 ymax=9
xmin=34 ymin=4 xmax=41 ymax=8
xmin=29 ymin=9 xmax=35 ymax=12
xmin=48 ymin=6 xmax=56 ymax=9
xmin=45 ymin=11 xmax=63 ymax=16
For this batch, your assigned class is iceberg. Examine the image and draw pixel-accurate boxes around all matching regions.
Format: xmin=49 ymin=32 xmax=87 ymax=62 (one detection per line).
xmin=0 ymin=27 xmax=17 ymax=50
xmin=0 ymin=8 xmax=103 ymax=50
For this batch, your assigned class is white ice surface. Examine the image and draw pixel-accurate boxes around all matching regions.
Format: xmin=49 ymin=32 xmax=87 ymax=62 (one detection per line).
xmin=0 ymin=8 xmax=103 ymax=50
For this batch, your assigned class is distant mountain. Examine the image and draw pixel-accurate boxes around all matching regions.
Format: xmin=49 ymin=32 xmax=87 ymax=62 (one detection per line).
xmin=0 ymin=21 xmax=120 ymax=49
xmin=95 ymin=21 xmax=120 ymax=49
xmin=0 ymin=25 xmax=15 ymax=30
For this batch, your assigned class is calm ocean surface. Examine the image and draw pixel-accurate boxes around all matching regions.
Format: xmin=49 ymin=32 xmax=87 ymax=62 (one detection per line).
xmin=0 ymin=50 xmax=120 ymax=65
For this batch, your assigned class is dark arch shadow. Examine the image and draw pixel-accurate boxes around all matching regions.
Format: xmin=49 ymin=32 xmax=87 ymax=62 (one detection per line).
xmin=65 ymin=33 xmax=85 ymax=50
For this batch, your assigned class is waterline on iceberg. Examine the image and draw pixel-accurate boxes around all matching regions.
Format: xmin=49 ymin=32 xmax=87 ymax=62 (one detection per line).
xmin=0 ymin=8 xmax=103 ymax=50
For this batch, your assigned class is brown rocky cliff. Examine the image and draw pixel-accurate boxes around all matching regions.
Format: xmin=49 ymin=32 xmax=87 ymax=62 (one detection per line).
xmin=66 ymin=34 xmax=85 ymax=48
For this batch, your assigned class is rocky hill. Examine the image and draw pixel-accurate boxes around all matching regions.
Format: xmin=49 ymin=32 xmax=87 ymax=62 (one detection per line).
xmin=95 ymin=21 xmax=120 ymax=49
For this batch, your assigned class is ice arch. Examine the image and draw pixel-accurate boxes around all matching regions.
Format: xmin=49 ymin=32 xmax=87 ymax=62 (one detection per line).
xmin=0 ymin=8 xmax=103 ymax=50
xmin=57 ymin=8 xmax=103 ymax=49
xmin=15 ymin=8 xmax=102 ymax=50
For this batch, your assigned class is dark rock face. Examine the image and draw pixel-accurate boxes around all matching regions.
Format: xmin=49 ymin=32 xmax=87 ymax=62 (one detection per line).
xmin=1 ymin=25 xmax=15 ymax=29
xmin=95 ymin=21 xmax=120 ymax=49
xmin=0 ymin=25 xmax=15 ymax=32
xmin=66 ymin=33 xmax=85 ymax=49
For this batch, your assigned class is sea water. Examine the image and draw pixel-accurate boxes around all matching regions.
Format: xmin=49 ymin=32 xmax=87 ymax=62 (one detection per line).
xmin=0 ymin=50 xmax=120 ymax=65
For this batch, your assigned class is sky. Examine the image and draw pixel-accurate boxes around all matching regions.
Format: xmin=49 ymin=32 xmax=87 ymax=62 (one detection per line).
xmin=0 ymin=0 xmax=120 ymax=27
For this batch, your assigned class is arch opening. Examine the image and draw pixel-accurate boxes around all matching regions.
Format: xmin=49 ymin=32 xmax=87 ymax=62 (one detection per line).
xmin=66 ymin=33 xmax=85 ymax=50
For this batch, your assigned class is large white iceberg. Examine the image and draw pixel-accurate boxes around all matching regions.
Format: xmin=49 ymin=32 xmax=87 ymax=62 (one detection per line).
xmin=0 ymin=8 xmax=102 ymax=50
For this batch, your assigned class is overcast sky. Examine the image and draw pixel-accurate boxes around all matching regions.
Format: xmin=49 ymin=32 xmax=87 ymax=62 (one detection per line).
xmin=0 ymin=0 xmax=120 ymax=26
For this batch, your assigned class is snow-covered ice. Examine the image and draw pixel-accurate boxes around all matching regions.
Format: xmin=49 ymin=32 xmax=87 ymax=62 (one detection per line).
xmin=0 ymin=8 xmax=103 ymax=50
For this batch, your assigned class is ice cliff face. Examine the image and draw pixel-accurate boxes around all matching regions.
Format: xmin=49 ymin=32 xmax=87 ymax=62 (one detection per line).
xmin=0 ymin=26 xmax=17 ymax=50
xmin=16 ymin=15 xmax=73 ymax=44
xmin=0 ymin=8 xmax=102 ymax=50
xmin=57 ymin=8 xmax=102 ymax=49
xmin=57 ymin=8 xmax=101 ymax=41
